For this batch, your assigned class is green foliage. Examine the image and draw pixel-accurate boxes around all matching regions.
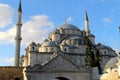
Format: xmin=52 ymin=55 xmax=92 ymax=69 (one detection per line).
xmin=85 ymin=37 xmax=98 ymax=67
xmin=85 ymin=37 xmax=102 ymax=73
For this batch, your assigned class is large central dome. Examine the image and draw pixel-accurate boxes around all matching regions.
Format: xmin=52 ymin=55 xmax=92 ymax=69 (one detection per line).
xmin=57 ymin=23 xmax=80 ymax=30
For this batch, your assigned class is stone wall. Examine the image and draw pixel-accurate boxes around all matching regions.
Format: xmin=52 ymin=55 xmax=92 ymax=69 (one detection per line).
xmin=29 ymin=71 xmax=91 ymax=80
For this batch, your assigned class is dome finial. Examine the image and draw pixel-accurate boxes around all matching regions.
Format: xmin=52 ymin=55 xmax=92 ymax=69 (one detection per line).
xmin=64 ymin=17 xmax=72 ymax=24
xmin=64 ymin=17 xmax=68 ymax=24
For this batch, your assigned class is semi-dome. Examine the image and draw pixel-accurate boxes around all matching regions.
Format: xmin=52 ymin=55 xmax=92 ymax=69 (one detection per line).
xmin=41 ymin=41 xmax=57 ymax=47
xmin=28 ymin=41 xmax=36 ymax=46
xmin=104 ymin=57 xmax=118 ymax=68
xmin=97 ymin=43 xmax=113 ymax=51
xmin=57 ymin=23 xmax=80 ymax=30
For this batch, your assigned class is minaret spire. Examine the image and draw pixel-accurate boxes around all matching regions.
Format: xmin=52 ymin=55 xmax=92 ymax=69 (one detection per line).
xmin=85 ymin=10 xmax=90 ymax=36
xmin=18 ymin=0 xmax=22 ymax=12
xmin=85 ymin=10 xmax=89 ymax=21
xmin=14 ymin=0 xmax=22 ymax=66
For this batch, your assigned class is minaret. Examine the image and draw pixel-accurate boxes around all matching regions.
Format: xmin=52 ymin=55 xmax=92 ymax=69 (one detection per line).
xmin=84 ymin=10 xmax=90 ymax=36
xmin=14 ymin=0 xmax=22 ymax=66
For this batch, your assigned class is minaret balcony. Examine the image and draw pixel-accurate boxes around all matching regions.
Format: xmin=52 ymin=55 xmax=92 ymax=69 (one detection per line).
xmin=15 ymin=37 xmax=22 ymax=40
xmin=16 ymin=23 xmax=22 ymax=26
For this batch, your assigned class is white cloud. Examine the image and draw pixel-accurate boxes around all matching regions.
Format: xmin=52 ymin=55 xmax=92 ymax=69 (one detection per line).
xmin=0 ymin=56 xmax=14 ymax=66
xmin=102 ymin=17 xmax=112 ymax=23
xmin=0 ymin=15 xmax=54 ymax=45
xmin=0 ymin=26 xmax=15 ymax=44
xmin=22 ymin=15 xmax=54 ymax=45
xmin=0 ymin=4 xmax=14 ymax=28
xmin=4 ymin=57 xmax=14 ymax=63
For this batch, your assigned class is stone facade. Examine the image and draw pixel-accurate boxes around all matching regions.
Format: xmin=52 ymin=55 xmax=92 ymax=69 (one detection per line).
xmin=24 ymin=52 xmax=91 ymax=80
xmin=20 ymin=12 xmax=117 ymax=80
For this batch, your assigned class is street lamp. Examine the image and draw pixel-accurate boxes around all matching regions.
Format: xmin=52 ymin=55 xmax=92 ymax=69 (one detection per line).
xmin=118 ymin=27 xmax=120 ymax=34
xmin=118 ymin=27 xmax=120 ymax=58
xmin=26 ymin=73 xmax=31 ymax=80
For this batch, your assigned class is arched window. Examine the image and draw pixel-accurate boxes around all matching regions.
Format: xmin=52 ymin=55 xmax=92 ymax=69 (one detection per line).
xmin=51 ymin=48 xmax=54 ymax=52
xmin=64 ymin=48 xmax=67 ymax=52
xmin=15 ymin=78 xmax=20 ymax=80
xmin=32 ymin=46 xmax=34 ymax=51
xmin=46 ymin=48 xmax=48 ymax=52
xmin=54 ymin=77 xmax=69 ymax=80
xmin=70 ymin=49 xmax=74 ymax=53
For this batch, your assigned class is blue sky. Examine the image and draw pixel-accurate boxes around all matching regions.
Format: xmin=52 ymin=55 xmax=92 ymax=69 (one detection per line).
xmin=0 ymin=0 xmax=120 ymax=66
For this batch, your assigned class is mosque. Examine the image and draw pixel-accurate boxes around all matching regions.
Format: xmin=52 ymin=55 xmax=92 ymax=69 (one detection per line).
xmin=0 ymin=0 xmax=120 ymax=80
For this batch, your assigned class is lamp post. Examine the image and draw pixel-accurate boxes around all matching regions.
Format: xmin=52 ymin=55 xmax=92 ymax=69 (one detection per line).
xmin=26 ymin=73 xmax=31 ymax=80
xmin=118 ymin=27 xmax=120 ymax=35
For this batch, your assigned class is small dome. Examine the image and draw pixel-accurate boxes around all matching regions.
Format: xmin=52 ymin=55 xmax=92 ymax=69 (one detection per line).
xmin=37 ymin=43 xmax=41 ymax=47
xmin=41 ymin=41 xmax=57 ymax=47
xmin=28 ymin=41 xmax=36 ymax=46
xmin=88 ymin=34 xmax=95 ymax=38
xmin=44 ymin=39 xmax=49 ymax=42
xmin=97 ymin=43 xmax=113 ymax=50
xmin=105 ymin=57 xmax=118 ymax=68
xmin=57 ymin=23 xmax=80 ymax=30
xmin=51 ymin=29 xmax=60 ymax=34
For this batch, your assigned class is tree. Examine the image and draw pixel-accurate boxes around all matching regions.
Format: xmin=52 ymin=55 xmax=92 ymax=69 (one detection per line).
xmin=85 ymin=37 xmax=96 ymax=67
xmin=85 ymin=37 xmax=102 ymax=73
xmin=95 ymin=50 xmax=102 ymax=74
